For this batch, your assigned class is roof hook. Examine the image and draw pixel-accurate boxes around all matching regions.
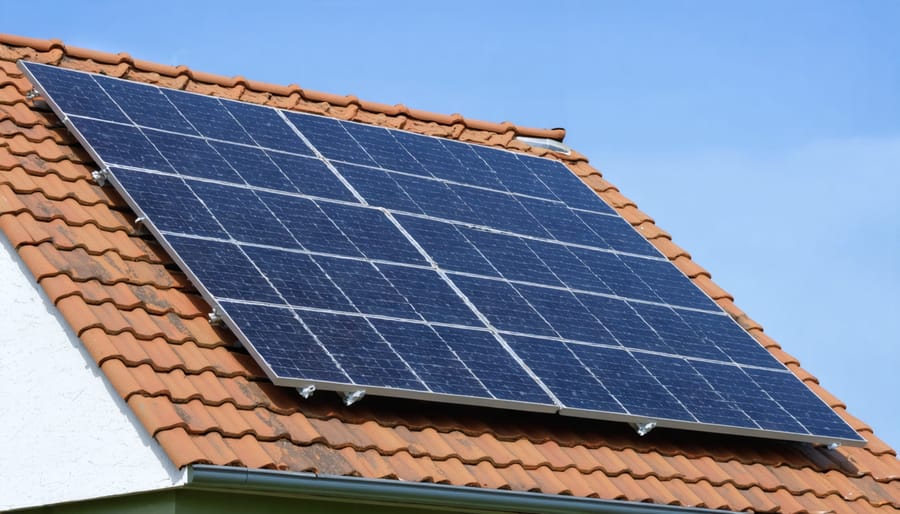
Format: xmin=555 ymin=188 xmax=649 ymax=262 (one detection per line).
xmin=25 ymin=88 xmax=40 ymax=100
xmin=632 ymin=421 xmax=657 ymax=437
xmin=132 ymin=216 xmax=149 ymax=236
xmin=827 ymin=442 xmax=842 ymax=451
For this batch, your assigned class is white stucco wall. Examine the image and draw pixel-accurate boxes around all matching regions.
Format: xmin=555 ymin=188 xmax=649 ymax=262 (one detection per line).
xmin=0 ymin=235 xmax=184 ymax=510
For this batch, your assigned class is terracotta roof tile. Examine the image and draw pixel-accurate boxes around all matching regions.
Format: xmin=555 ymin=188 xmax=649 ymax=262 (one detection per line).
xmin=1 ymin=33 xmax=898 ymax=514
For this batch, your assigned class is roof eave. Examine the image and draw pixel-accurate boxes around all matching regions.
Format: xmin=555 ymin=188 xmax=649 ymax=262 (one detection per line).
xmin=186 ymin=465 xmax=736 ymax=514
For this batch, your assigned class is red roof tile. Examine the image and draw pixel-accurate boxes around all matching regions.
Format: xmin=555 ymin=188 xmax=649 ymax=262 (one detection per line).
xmin=0 ymin=33 xmax=898 ymax=513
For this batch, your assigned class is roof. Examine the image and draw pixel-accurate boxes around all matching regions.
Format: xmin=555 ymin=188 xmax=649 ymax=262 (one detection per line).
xmin=0 ymin=33 xmax=897 ymax=513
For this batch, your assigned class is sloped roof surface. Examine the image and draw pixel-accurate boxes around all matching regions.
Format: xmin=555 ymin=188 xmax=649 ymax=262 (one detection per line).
xmin=0 ymin=34 xmax=897 ymax=513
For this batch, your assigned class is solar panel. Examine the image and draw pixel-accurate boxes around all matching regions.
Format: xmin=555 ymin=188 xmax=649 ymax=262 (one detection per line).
xmin=19 ymin=60 xmax=864 ymax=446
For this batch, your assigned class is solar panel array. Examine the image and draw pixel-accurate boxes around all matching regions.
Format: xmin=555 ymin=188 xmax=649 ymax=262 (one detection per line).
xmin=20 ymin=60 xmax=864 ymax=446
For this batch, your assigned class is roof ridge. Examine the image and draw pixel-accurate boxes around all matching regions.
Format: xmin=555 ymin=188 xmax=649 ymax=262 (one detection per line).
xmin=0 ymin=33 xmax=567 ymax=143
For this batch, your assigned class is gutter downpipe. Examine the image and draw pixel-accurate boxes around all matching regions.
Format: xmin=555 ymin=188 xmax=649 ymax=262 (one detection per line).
xmin=187 ymin=465 xmax=735 ymax=514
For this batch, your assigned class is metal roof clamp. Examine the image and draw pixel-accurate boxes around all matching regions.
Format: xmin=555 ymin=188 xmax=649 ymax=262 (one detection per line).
xmin=207 ymin=309 xmax=224 ymax=326
xmin=298 ymin=385 xmax=316 ymax=399
xmin=25 ymin=88 xmax=40 ymax=100
xmin=91 ymin=169 xmax=109 ymax=186
xmin=342 ymin=390 xmax=366 ymax=406
xmin=632 ymin=421 xmax=657 ymax=436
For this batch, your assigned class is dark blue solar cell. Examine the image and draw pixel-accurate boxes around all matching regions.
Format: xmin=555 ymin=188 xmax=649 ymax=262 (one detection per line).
xmin=267 ymin=152 xmax=355 ymax=201
xmin=506 ymin=335 xmax=623 ymax=412
xmin=452 ymin=186 xmax=551 ymax=238
xmin=678 ymin=310 xmax=783 ymax=368
xmin=336 ymin=164 xmax=422 ymax=213
xmin=746 ymin=368 xmax=861 ymax=440
xmin=568 ymin=345 xmax=694 ymax=421
xmin=284 ymin=112 xmax=375 ymax=165
xmin=524 ymin=240 xmax=612 ymax=295
xmin=165 ymin=235 xmax=281 ymax=303
xmin=224 ymin=101 xmax=312 ymax=155
xmin=395 ymin=216 xmax=497 ymax=276
xmin=515 ymin=285 xmax=618 ymax=345
xmin=220 ymin=302 xmax=348 ymax=383
xmin=635 ymin=353 xmax=756 ymax=428
xmin=340 ymin=122 xmax=429 ymax=175
xmin=462 ymin=229 xmax=561 ymax=286
xmin=109 ymin=168 xmax=225 ymax=238
xmin=438 ymin=138 xmax=501 ymax=184
xmin=94 ymin=76 xmax=196 ymax=134
xmin=315 ymin=257 xmax=420 ymax=319
xmin=433 ymin=327 xmax=553 ymax=404
xmin=144 ymin=131 xmax=243 ymax=183
xmin=472 ymin=146 xmax=556 ymax=199
xmin=161 ymin=89 xmax=254 ymax=144
xmin=518 ymin=198 xmax=605 ymax=247
xmin=630 ymin=304 xmax=730 ymax=361
xmin=576 ymin=211 xmax=659 ymax=256
xmin=296 ymin=311 xmax=425 ymax=390
xmin=244 ymin=246 xmax=354 ymax=311
xmin=24 ymin=62 xmax=129 ymax=122
xmin=368 ymin=320 xmax=490 ymax=397
xmin=619 ymin=255 xmax=718 ymax=310
xmin=259 ymin=193 xmax=361 ymax=257
xmin=190 ymin=181 xmax=297 ymax=247
xmin=577 ymin=294 xmax=670 ymax=353
xmin=393 ymin=174 xmax=480 ymax=224
xmin=692 ymin=361 xmax=806 ymax=434
xmin=451 ymin=275 xmax=556 ymax=337
xmin=376 ymin=263 xmax=480 ymax=326
xmin=572 ymin=248 xmax=660 ymax=302
xmin=318 ymin=203 xmax=425 ymax=264
xmin=209 ymin=142 xmax=294 ymax=191
xmin=68 ymin=118 xmax=172 ymax=171
xmin=518 ymin=154 xmax=616 ymax=214
xmin=394 ymin=131 xmax=505 ymax=189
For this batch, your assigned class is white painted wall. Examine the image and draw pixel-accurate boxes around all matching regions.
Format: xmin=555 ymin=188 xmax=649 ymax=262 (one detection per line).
xmin=0 ymin=234 xmax=184 ymax=510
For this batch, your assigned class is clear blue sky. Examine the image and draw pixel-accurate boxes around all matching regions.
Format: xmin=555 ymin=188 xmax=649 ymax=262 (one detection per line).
xmin=8 ymin=1 xmax=898 ymax=450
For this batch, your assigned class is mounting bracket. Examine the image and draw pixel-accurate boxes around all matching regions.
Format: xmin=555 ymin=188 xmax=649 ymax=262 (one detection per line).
xmin=91 ymin=169 xmax=109 ymax=186
xmin=207 ymin=309 xmax=223 ymax=326
xmin=631 ymin=421 xmax=657 ymax=437
xmin=298 ymin=385 xmax=316 ymax=399
xmin=342 ymin=390 xmax=366 ymax=406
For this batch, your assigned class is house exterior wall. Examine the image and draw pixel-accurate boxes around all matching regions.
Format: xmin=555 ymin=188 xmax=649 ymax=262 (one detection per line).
xmin=0 ymin=235 xmax=184 ymax=511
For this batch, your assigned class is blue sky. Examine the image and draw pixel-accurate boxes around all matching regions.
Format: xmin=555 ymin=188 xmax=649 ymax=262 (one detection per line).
xmin=8 ymin=1 xmax=898 ymax=450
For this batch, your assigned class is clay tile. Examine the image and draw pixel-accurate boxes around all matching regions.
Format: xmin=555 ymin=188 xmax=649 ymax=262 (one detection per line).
xmin=651 ymin=237 xmax=690 ymax=260
xmin=672 ymin=255 xmax=709 ymax=278
xmin=691 ymin=275 xmax=733 ymax=300
xmin=78 ymin=327 xmax=125 ymax=363
xmin=189 ymin=431 xmax=242 ymax=466
xmin=617 ymin=205 xmax=655 ymax=226
xmin=767 ymin=347 xmax=801 ymax=366
xmin=634 ymin=221 xmax=671 ymax=241
xmin=99 ymin=359 xmax=144 ymax=400
xmin=127 ymin=394 xmax=186 ymax=435
xmin=213 ymin=434 xmax=268 ymax=470
xmin=154 ymin=427 xmax=210 ymax=467
xmin=599 ymin=189 xmax=635 ymax=208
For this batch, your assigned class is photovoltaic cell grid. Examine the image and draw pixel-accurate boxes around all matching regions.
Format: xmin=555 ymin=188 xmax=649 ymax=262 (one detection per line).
xmin=20 ymin=61 xmax=863 ymax=445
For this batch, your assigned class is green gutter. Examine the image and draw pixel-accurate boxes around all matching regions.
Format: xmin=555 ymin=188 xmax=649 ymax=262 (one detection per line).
xmin=187 ymin=465 xmax=735 ymax=514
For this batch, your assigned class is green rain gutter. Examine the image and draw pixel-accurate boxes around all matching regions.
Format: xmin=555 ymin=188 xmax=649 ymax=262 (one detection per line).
xmin=187 ymin=465 xmax=736 ymax=514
